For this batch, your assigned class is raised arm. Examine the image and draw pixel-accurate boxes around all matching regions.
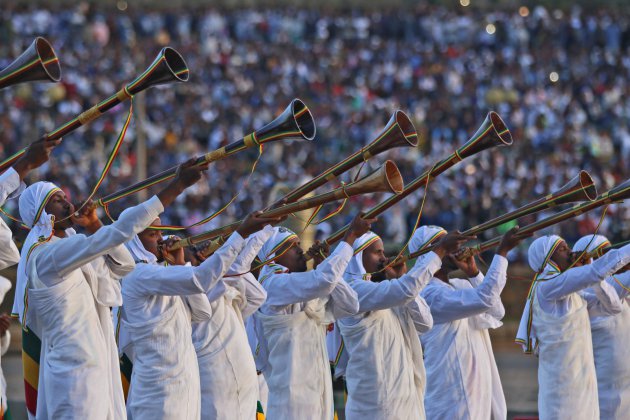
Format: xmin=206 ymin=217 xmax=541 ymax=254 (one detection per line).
xmin=0 ymin=218 xmax=20 ymax=270
xmin=537 ymin=244 xmax=630 ymax=301
xmin=405 ymin=295 xmax=433 ymax=334
xmin=327 ymin=278 xmax=359 ymax=320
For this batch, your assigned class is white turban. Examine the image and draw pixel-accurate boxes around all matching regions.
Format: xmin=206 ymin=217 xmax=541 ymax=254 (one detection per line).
xmin=572 ymin=235 xmax=611 ymax=259
xmin=13 ymin=181 xmax=70 ymax=324
xmin=257 ymin=226 xmax=298 ymax=282
xmin=409 ymin=225 xmax=447 ymax=267
xmin=343 ymin=231 xmax=381 ymax=282
xmin=516 ymin=235 xmax=565 ymax=353
xmin=125 ymin=235 xmax=158 ymax=265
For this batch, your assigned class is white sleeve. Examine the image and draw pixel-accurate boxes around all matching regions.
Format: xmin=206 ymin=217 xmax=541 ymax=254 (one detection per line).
xmin=538 ymin=245 xmax=630 ymax=301
xmin=580 ymin=280 xmax=623 ymax=318
xmin=0 ymin=167 xmax=24 ymax=206
xmin=0 ymin=217 xmax=20 ymax=270
xmin=406 ymin=295 xmax=433 ymax=334
xmin=0 ymin=330 xmax=10 ymax=356
xmin=261 ymin=242 xmax=353 ymax=307
xmin=238 ymin=273 xmax=268 ymax=319
xmin=350 ymin=252 xmax=442 ymax=313
xmin=36 ymin=196 xmax=165 ymax=285
xmin=421 ymin=255 xmax=507 ymax=324
xmin=609 ymin=271 xmax=630 ymax=299
xmin=224 ymin=225 xmax=274 ymax=278
xmin=125 ymin=231 xmax=245 ymax=297
xmin=327 ymin=278 xmax=359 ymax=320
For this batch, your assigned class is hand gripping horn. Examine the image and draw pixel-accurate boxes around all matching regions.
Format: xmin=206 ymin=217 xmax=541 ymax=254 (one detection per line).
xmin=0 ymin=47 xmax=189 ymax=172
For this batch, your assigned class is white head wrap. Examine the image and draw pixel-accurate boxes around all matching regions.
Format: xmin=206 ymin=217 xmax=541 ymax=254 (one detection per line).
xmin=516 ymin=235 xmax=564 ymax=353
xmin=125 ymin=235 xmax=158 ymax=265
xmin=572 ymin=234 xmax=611 ymax=260
xmin=13 ymin=181 xmax=71 ymax=324
xmin=343 ymin=231 xmax=381 ymax=282
xmin=409 ymin=225 xmax=447 ymax=267
xmin=257 ymin=226 xmax=298 ymax=282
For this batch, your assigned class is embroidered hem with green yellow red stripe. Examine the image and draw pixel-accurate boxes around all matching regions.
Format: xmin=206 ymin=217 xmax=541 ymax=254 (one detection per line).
xmin=256 ymin=401 xmax=265 ymax=419
xmin=20 ymin=326 xmax=41 ymax=417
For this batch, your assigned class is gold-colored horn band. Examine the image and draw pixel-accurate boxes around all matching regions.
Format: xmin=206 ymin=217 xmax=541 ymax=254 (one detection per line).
xmin=204 ymin=147 xmax=228 ymax=163
xmin=362 ymin=150 xmax=373 ymax=160
xmin=78 ymin=106 xmax=103 ymax=124
xmin=116 ymin=87 xmax=132 ymax=101
xmin=325 ymin=173 xmax=337 ymax=182
xmin=243 ymin=133 xmax=259 ymax=147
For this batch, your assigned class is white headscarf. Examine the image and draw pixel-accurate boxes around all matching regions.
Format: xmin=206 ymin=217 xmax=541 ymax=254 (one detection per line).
xmin=343 ymin=231 xmax=381 ymax=282
xmin=257 ymin=226 xmax=298 ymax=283
xmin=125 ymin=235 xmax=158 ymax=265
xmin=13 ymin=181 xmax=69 ymax=324
xmin=572 ymin=235 xmax=611 ymax=260
xmin=409 ymin=225 xmax=447 ymax=266
xmin=516 ymin=235 xmax=564 ymax=353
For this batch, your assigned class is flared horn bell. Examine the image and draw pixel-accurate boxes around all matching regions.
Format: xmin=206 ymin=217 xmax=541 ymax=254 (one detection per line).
xmin=251 ymin=98 xmax=316 ymax=144
xmin=344 ymin=160 xmax=405 ymax=196
xmin=551 ymin=170 xmax=598 ymax=205
xmin=363 ymin=110 xmax=419 ymax=156
xmin=457 ymin=111 xmax=513 ymax=159
xmin=125 ymin=47 xmax=189 ymax=95
xmin=0 ymin=37 xmax=61 ymax=89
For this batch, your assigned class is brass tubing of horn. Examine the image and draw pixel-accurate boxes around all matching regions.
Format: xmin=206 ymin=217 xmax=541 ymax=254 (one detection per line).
xmin=322 ymin=111 xmax=513 ymax=246
xmin=267 ymin=110 xmax=417 ymax=209
xmin=169 ymin=160 xmax=404 ymax=252
xmin=456 ymin=178 xmax=630 ymax=260
xmin=461 ymin=170 xmax=597 ymax=237
xmin=0 ymin=47 xmax=189 ymax=173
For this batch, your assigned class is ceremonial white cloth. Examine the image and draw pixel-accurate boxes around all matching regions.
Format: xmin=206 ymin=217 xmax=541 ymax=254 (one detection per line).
xmin=119 ymin=231 xmax=245 ymax=420
xmin=410 ymin=223 xmax=507 ymax=419
xmin=339 ymin=230 xmax=438 ymax=420
xmin=574 ymin=236 xmax=630 ymax=419
xmin=254 ymin=230 xmax=357 ymax=420
xmin=0 ymin=168 xmax=23 ymax=269
xmin=189 ymin=226 xmax=272 ymax=420
xmin=17 ymin=185 xmax=160 ymax=420
xmin=523 ymin=237 xmax=630 ymax=419
xmin=0 ymin=276 xmax=12 ymax=414
xmin=420 ymin=257 xmax=508 ymax=420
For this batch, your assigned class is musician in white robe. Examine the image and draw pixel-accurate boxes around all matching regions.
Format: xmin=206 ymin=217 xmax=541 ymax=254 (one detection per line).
xmin=119 ymin=212 xmax=277 ymax=420
xmin=412 ymin=225 xmax=526 ymax=420
xmin=338 ymin=229 xmax=471 ymax=420
xmin=0 ymin=276 xmax=12 ymax=417
xmin=11 ymin=159 xmax=208 ymax=419
xmin=516 ymin=235 xmax=630 ymax=419
xmin=573 ymin=234 xmax=630 ymax=420
xmin=253 ymin=214 xmax=371 ymax=420
xmin=0 ymin=137 xmax=59 ymax=269
xmin=187 ymin=225 xmax=274 ymax=419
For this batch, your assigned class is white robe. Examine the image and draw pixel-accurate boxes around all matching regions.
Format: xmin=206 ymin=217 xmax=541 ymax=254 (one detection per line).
xmin=583 ymin=272 xmax=630 ymax=420
xmin=119 ymin=231 xmax=245 ymax=420
xmin=532 ymin=246 xmax=630 ymax=419
xmin=420 ymin=255 xmax=507 ymax=420
xmin=0 ymin=277 xmax=11 ymax=415
xmin=24 ymin=197 xmax=159 ymax=419
xmin=339 ymin=253 xmax=440 ymax=420
xmin=190 ymin=226 xmax=272 ymax=420
xmin=254 ymin=241 xmax=357 ymax=420
xmin=0 ymin=168 xmax=23 ymax=269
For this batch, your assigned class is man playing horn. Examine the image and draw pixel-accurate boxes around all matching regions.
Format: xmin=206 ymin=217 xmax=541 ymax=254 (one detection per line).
xmin=11 ymin=158 xmax=206 ymax=419
xmin=516 ymin=235 xmax=630 ymax=419
xmin=0 ymin=137 xmax=59 ymax=269
xmin=185 ymin=225 xmax=276 ymax=419
xmin=338 ymin=229 xmax=472 ymax=420
xmin=118 ymin=211 xmax=279 ymax=420
xmin=410 ymin=225 xmax=526 ymax=419
xmin=253 ymin=214 xmax=372 ymax=419
xmin=572 ymin=234 xmax=630 ymax=420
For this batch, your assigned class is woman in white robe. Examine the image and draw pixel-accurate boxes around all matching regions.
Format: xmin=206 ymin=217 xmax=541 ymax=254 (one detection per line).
xmin=253 ymin=221 xmax=366 ymax=420
xmin=340 ymin=230 xmax=475 ymax=420
xmin=516 ymin=235 xmax=630 ymax=419
xmin=411 ymin=225 xmax=515 ymax=420
xmin=13 ymin=182 xmax=163 ymax=419
xmin=573 ymin=235 xmax=630 ymax=420
xmin=188 ymin=225 xmax=273 ymax=419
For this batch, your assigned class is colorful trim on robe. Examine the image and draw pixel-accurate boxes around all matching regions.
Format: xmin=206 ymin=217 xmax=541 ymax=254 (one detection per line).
xmin=21 ymin=326 xmax=41 ymax=417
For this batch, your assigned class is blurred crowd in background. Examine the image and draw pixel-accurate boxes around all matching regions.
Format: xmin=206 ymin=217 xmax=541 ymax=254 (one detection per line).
xmin=1 ymin=3 xmax=628 ymax=262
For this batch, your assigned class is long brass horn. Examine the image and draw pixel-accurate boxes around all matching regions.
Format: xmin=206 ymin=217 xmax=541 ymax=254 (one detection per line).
xmin=171 ymin=160 xmax=404 ymax=251
xmin=458 ymin=178 xmax=630 ymax=260
xmin=267 ymin=110 xmax=418 ymax=208
xmin=96 ymin=98 xmax=316 ymax=207
xmin=0 ymin=47 xmax=188 ymax=172
xmin=322 ymin=111 xmax=513 ymax=246
xmin=0 ymin=37 xmax=61 ymax=89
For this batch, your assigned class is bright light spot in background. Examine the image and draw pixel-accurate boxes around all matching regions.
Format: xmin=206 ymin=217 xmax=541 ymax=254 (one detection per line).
xmin=549 ymin=71 xmax=559 ymax=82
xmin=519 ymin=6 xmax=530 ymax=17
xmin=486 ymin=24 xmax=496 ymax=35
xmin=117 ymin=1 xmax=128 ymax=11
xmin=460 ymin=0 xmax=470 ymax=6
